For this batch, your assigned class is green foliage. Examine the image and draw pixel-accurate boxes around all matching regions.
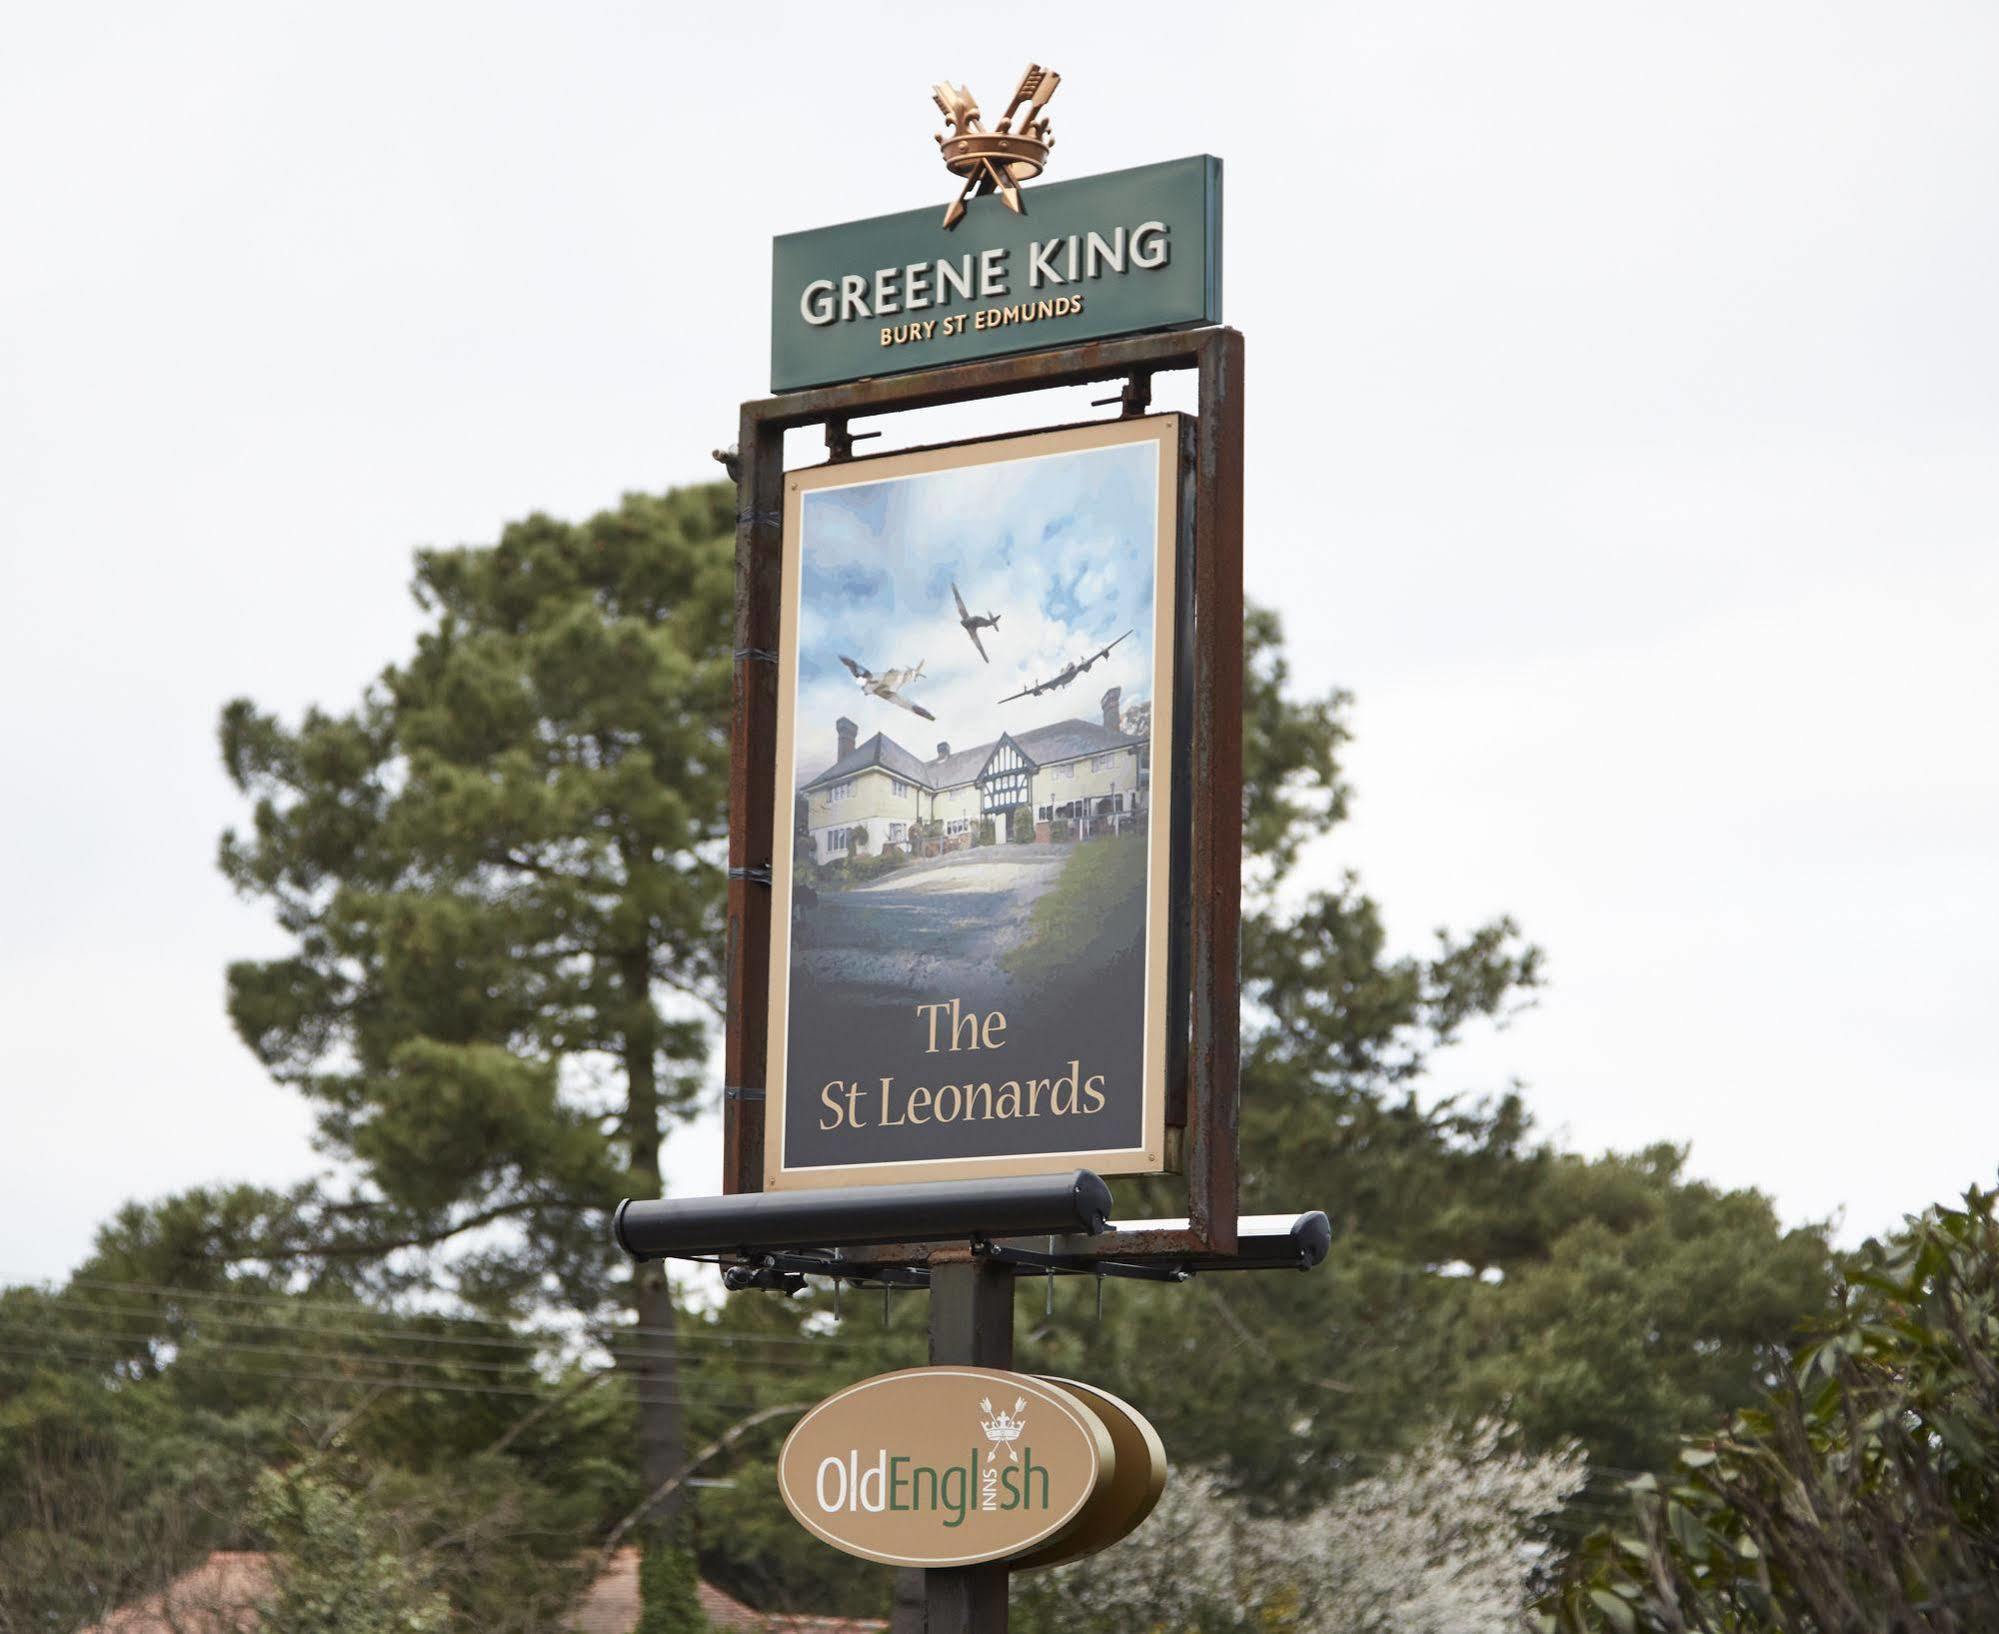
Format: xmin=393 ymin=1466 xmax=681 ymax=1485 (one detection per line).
xmin=638 ymin=1533 xmax=709 ymax=1633
xmin=1001 ymin=831 xmax=1147 ymax=993
xmin=212 ymin=484 xmax=741 ymax=1546
xmin=0 ymin=1320 xmax=275 ymax=1632
xmin=825 ymin=848 xmax=909 ymax=887
xmin=2 ymin=481 xmax=1853 ymax=1627
xmin=1458 ymin=1148 xmax=1831 ymax=1478
xmin=1009 ymin=803 xmax=1034 ymax=842
xmin=216 ymin=484 xmax=737 ymax=1316
xmin=0 ymin=1262 xmax=607 ymax=1629
xmin=1239 ymin=603 xmax=1350 ymax=885
xmin=254 ymin=1468 xmax=450 ymax=1634
xmin=847 ymin=822 xmax=870 ymax=855
xmin=1548 ymin=1187 xmax=1999 ymax=1632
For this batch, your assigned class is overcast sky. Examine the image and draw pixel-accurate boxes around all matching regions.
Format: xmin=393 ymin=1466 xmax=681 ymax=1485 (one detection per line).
xmin=3 ymin=3 xmax=1995 ymax=1285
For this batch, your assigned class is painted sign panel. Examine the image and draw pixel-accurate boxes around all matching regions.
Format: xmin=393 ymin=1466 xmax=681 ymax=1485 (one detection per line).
xmin=766 ymin=416 xmax=1184 ymax=1190
xmin=778 ymin=1368 xmax=1113 ymax=1568
xmin=770 ymin=156 xmax=1222 ymax=392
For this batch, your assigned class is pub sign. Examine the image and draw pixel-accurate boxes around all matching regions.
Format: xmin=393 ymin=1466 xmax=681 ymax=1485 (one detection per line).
xmin=770 ymin=155 xmax=1223 ymax=392
xmin=763 ymin=415 xmax=1188 ymax=1190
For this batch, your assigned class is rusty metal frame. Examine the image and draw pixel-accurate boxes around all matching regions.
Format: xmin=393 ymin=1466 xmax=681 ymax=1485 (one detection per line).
xmin=723 ymin=326 xmax=1244 ymax=1261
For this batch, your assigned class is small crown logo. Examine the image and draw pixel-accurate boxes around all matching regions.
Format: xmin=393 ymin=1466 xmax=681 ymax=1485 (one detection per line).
xmin=979 ymin=1394 xmax=1028 ymax=1461
xmin=932 ymin=64 xmax=1061 ymax=230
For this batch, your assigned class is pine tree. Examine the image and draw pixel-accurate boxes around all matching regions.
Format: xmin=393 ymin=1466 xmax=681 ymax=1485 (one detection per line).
xmin=638 ymin=1532 xmax=709 ymax=1634
xmin=216 ymin=485 xmax=737 ymax=1524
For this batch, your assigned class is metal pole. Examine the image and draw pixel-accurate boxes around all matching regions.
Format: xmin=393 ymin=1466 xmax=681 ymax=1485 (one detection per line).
xmin=924 ymin=1258 xmax=1013 ymax=1634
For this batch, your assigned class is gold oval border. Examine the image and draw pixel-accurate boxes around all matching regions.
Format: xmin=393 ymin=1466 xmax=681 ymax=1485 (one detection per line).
xmin=1010 ymin=1377 xmax=1168 ymax=1571
xmin=777 ymin=1366 xmax=1114 ymax=1568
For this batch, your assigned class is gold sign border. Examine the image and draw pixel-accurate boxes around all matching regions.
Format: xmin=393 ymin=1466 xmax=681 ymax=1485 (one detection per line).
xmin=776 ymin=1366 xmax=1114 ymax=1568
xmin=764 ymin=415 xmax=1183 ymax=1192
xmin=1011 ymin=1376 xmax=1168 ymax=1570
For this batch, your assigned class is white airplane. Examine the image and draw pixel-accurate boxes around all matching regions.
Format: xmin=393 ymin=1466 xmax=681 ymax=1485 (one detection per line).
xmin=839 ymin=654 xmax=937 ymax=721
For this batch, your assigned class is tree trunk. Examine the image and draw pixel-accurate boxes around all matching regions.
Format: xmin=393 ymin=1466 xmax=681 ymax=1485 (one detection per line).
xmin=622 ymin=947 xmax=689 ymax=1534
xmin=633 ymin=1262 xmax=688 ymax=1527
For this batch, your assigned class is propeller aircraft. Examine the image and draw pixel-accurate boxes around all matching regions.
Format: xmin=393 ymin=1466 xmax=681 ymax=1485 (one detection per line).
xmin=951 ymin=580 xmax=1002 ymax=663
xmin=838 ymin=654 xmax=937 ymax=721
xmin=996 ymin=629 xmax=1133 ymax=705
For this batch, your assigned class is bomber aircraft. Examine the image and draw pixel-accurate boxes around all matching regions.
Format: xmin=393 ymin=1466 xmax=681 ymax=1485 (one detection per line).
xmin=997 ymin=629 xmax=1133 ymax=705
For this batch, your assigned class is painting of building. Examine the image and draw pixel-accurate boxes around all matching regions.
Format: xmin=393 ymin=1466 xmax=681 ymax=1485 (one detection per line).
xmin=800 ymin=686 xmax=1145 ymax=862
xmin=765 ymin=416 xmax=1182 ymax=1188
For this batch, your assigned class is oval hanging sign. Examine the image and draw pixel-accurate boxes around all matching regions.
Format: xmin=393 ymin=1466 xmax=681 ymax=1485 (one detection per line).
xmin=1011 ymin=1377 xmax=1168 ymax=1571
xmin=777 ymin=1367 xmax=1113 ymax=1567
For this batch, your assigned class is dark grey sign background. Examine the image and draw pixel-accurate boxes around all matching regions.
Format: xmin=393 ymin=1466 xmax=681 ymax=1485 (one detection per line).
xmin=770 ymin=156 xmax=1222 ymax=393
xmin=784 ymin=952 xmax=1148 ymax=1170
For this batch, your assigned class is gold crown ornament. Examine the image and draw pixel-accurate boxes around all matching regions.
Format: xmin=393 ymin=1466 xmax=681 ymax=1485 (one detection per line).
xmin=932 ymin=64 xmax=1060 ymax=229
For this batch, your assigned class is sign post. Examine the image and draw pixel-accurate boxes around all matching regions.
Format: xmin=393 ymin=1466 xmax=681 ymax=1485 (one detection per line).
xmin=615 ymin=64 xmax=1318 ymax=1634
xmin=926 ymin=1261 xmax=1014 ymax=1634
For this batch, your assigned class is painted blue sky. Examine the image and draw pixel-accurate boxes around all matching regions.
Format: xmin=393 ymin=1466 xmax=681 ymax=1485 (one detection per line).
xmin=793 ymin=438 xmax=1158 ymax=781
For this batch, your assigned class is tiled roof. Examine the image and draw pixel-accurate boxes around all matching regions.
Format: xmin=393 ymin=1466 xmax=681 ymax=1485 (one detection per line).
xmin=803 ymin=717 xmax=1139 ymax=794
xmin=84 ymin=1550 xmax=885 ymax=1634
xmin=1010 ymin=717 xmax=1138 ymax=766
xmin=570 ymin=1550 xmax=777 ymax=1633
xmin=929 ymin=741 xmax=998 ymax=786
xmin=799 ymin=730 xmax=936 ymax=793
xmin=79 ymin=1552 xmax=269 ymax=1634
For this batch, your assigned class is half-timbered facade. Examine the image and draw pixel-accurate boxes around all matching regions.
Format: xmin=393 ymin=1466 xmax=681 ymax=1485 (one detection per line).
xmin=798 ymin=689 xmax=1145 ymax=863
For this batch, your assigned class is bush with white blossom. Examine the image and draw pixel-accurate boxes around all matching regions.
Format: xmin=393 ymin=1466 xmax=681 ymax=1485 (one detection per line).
xmin=1014 ymin=1419 xmax=1586 ymax=1634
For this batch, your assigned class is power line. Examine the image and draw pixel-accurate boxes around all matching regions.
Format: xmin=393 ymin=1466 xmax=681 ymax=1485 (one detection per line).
xmin=0 ymin=1320 xmax=843 ymax=1400
xmin=0 ymin=1319 xmax=541 ymax=1378
xmin=10 ymin=1298 xmax=851 ymax=1372
xmin=0 ymin=1327 xmax=785 ymax=1404
xmin=0 ymin=1340 xmax=757 ymax=1412
xmin=34 ymin=1274 xmax=877 ymax=1349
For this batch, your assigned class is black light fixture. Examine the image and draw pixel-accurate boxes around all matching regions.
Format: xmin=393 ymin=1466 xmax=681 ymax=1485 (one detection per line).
xmin=1101 ymin=1212 xmax=1333 ymax=1272
xmin=613 ymin=1169 xmax=1115 ymax=1261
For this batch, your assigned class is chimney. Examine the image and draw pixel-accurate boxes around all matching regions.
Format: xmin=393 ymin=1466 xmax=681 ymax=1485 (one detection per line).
xmin=936 ymin=741 xmax=951 ymax=760
xmin=1100 ymin=686 xmax=1122 ymax=732
xmin=836 ymin=716 xmax=857 ymax=761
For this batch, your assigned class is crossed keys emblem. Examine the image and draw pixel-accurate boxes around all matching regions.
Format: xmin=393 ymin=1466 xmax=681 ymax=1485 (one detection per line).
xmin=932 ymin=64 xmax=1061 ymax=229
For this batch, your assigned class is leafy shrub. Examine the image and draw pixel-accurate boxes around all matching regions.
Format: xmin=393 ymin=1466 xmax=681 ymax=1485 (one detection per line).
xmin=975 ymin=818 xmax=996 ymax=846
xmin=1009 ymin=806 xmax=1034 ymax=843
xmin=638 ymin=1534 xmax=707 ymax=1633
xmin=1547 ymin=1185 xmax=1999 ymax=1633
xmin=253 ymin=1469 xmax=450 ymax=1634
xmin=840 ymin=850 xmax=909 ymax=884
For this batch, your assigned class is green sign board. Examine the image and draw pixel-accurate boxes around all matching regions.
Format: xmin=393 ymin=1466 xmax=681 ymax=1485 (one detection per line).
xmin=769 ymin=155 xmax=1222 ymax=393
